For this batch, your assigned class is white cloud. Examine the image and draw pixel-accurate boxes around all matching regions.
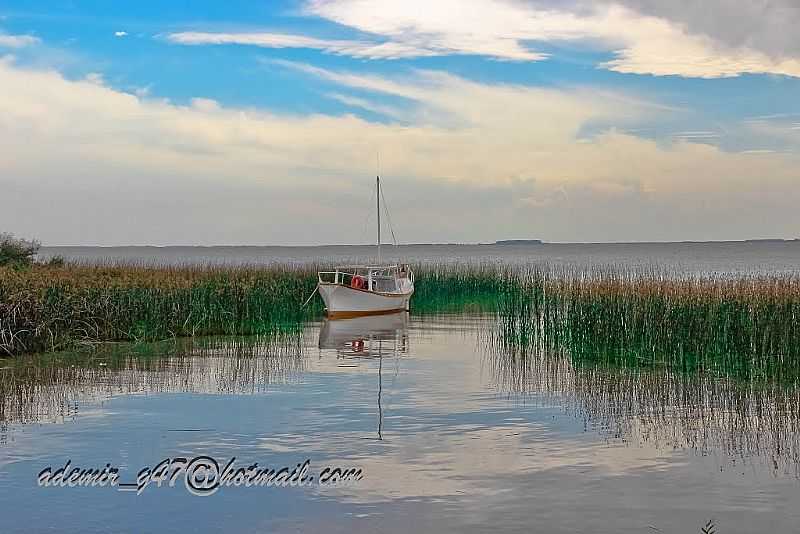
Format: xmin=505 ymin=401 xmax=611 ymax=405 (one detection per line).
xmin=84 ymin=72 xmax=105 ymax=85
xmin=598 ymin=11 xmax=800 ymax=78
xmin=305 ymin=0 xmax=580 ymax=59
xmin=190 ymin=97 xmax=221 ymax=112
xmin=114 ymin=31 xmax=128 ymax=37
xmin=163 ymin=0 xmax=800 ymax=77
xmin=0 ymin=33 xmax=40 ymax=48
xmin=326 ymin=92 xmax=405 ymax=120
xmin=1 ymin=56 xmax=799 ymax=244
xmin=304 ymin=0 xmax=800 ymax=78
xmin=613 ymin=0 xmax=800 ymax=58
xmin=166 ymin=31 xmax=441 ymax=59
xmin=743 ymin=116 xmax=800 ymax=153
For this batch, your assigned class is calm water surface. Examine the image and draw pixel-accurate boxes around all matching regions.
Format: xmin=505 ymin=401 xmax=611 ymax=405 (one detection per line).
xmin=40 ymin=241 xmax=800 ymax=274
xmin=1 ymin=314 xmax=798 ymax=533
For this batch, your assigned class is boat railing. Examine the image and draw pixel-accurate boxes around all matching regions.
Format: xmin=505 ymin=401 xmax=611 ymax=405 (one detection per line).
xmin=319 ymin=270 xmax=379 ymax=285
xmin=319 ymin=269 xmax=409 ymax=293
xmin=319 ymin=270 xmax=357 ymax=285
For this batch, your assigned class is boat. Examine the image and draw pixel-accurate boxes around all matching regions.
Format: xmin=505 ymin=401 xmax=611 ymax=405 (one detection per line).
xmin=317 ymin=176 xmax=414 ymax=319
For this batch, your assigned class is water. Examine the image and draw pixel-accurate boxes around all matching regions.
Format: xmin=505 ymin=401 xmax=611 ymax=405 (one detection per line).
xmin=40 ymin=241 xmax=800 ymax=274
xmin=1 ymin=313 xmax=798 ymax=533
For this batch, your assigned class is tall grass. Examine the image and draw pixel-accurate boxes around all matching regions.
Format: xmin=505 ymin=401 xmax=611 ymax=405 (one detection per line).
xmin=411 ymin=262 xmax=511 ymax=314
xmin=494 ymin=265 xmax=800 ymax=380
xmin=0 ymin=260 xmax=509 ymax=355
xmin=0 ymin=262 xmax=321 ymax=355
xmin=2 ymin=261 xmax=799 ymax=371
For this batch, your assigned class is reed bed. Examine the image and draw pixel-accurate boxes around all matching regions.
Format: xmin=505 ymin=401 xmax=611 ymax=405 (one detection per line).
xmin=495 ymin=265 xmax=800 ymax=380
xmin=2 ymin=261 xmax=799 ymax=372
xmin=0 ymin=262 xmax=321 ymax=355
xmin=0 ymin=260 xmax=508 ymax=355
xmin=411 ymin=262 xmax=513 ymax=314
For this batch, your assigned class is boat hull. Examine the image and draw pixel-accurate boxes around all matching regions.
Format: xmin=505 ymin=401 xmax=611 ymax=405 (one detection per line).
xmin=318 ymin=283 xmax=413 ymax=318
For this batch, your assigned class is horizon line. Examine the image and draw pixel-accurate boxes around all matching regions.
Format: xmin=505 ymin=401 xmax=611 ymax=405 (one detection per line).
xmin=39 ymin=238 xmax=800 ymax=248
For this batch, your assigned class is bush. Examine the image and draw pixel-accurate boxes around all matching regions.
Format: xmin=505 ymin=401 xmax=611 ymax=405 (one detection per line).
xmin=0 ymin=233 xmax=40 ymax=268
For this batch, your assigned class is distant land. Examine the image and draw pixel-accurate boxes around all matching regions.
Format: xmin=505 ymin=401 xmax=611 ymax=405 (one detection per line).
xmin=494 ymin=240 xmax=544 ymax=245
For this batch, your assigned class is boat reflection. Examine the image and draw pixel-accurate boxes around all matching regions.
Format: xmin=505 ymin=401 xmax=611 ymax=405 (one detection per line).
xmin=318 ymin=311 xmax=409 ymax=356
xmin=318 ymin=312 xmax=409 ymax=440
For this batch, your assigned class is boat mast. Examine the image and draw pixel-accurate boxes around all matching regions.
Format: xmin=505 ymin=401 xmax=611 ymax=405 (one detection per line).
xmin=377 ymin=175 xmax=381 ymax=264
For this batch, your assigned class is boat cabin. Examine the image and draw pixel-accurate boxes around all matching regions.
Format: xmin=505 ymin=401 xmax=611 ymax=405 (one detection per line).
xmin=319 ymin=264 xmax=414 ymax=294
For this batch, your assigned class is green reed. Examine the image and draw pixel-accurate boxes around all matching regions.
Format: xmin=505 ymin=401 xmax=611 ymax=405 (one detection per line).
xmin=2 ymin=261 xmax=799 ymax=372
xmin=0 ymin=260 xmax=508 ymax=355
xmin=0 ymin=262 xmax=321 ymax=355
xmin=411 ymin=262 xmax=514 ymax=314
xmin=491 ymin=265 xmax=800 ymax=381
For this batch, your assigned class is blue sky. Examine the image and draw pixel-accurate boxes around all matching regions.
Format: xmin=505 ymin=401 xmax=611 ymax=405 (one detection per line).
xmin=1 ymin=1 xmax=799 ymax=244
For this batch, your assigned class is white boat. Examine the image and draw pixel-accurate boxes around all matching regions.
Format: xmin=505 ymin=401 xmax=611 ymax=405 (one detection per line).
xmin=317 ymin=176 xmax=415 ymax=319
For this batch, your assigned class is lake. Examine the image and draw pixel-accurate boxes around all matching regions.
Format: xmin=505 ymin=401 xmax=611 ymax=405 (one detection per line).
xmin=40 ymin=240 xmax=800 ymax=275
xmin=1 ymin=310 xmax=798 ymax=533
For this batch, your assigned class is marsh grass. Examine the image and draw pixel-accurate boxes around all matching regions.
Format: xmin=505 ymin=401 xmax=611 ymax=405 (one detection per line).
xmin=493 ymin=265 xmax=800 ymax=381
xmin=2 ymin=261 xmax=799 ymax=373
xmin=0 ymin=260 xmax=508 ymax=355
xmin=411 ymin=262 xmax=511 ymax=315
xmin=0 ymin=262 xmax=321 ymax=355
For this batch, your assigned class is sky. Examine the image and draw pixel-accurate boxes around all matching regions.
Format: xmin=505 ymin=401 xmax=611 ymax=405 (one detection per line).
xmin=1 ymin=0 xmax=799 ymax=246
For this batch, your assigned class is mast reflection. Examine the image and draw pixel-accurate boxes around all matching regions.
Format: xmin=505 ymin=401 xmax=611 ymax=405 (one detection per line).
xmin=318 ymin=311 xmax=409 ymax=440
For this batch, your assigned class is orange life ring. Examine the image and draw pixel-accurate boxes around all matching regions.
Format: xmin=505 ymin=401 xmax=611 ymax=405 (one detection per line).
xmin=351 ymin=276 xmax=364 ymax=289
